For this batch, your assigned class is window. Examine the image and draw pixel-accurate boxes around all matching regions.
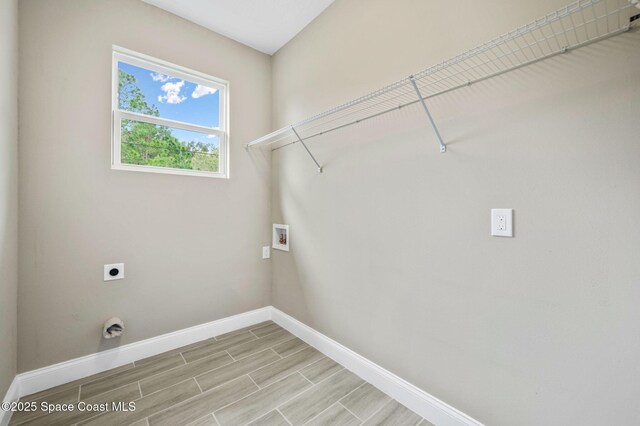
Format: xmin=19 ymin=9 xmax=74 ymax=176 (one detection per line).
xmin=112 ymin=47 xmax=228 ymax=178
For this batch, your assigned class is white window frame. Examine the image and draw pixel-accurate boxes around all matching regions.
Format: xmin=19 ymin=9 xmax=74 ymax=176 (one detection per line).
xmin=111 ymin=46 xmax=230 ymax=178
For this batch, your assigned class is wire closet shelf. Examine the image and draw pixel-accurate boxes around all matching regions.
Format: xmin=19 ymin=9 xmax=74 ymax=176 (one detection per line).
xmin=246 ymin=0 xmax=638 ymax=171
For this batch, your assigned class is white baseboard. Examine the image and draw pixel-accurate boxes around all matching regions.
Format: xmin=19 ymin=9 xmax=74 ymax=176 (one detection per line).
xmin=0 ymin=376 xmax=20 ymax=426
xmin=271 ymin=307 xmax=484 ymax=426
xmin=6 ymin=305 xmax=481 ymax=426
xmin=16 ymin=307 xmax=271 ymax=398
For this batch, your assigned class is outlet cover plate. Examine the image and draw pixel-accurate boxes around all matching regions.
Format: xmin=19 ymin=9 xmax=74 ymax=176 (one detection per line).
xmin=491 ymin=209 xmax=513 ymax=237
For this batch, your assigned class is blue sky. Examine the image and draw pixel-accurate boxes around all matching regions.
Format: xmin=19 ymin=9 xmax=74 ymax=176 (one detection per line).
xmin=118 ymin=62 xmax=220 ymax=147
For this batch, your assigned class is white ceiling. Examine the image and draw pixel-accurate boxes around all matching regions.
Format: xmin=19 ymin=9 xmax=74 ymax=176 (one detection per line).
xmin=142 ymin=0 xmax=335 ymax=55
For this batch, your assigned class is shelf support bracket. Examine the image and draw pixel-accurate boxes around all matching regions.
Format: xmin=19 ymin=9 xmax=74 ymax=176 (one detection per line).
xmin=291 ymin=126 xmax=323 ymax=173
xmin=409 ymin=76 xmax=446 ymax=153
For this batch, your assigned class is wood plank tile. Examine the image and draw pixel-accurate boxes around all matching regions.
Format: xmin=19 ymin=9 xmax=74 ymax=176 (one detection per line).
xmin=140 ymin=351 xmax=233 ymax=396
xmin=79 ymin=379 xmax=201 ymax=426
xmin=215 ymin=321 xmax=274 ymax=341
xmin=215 ymin=373 xmax=312 ymax=426
xmin=188 ymin=414 xmax=217 ymax=426
xmin=250 ymin=322 xmax=283 ymax=338
xmin=27 ymin=382 xmax=141 ymax=426
xmin=181 ymin=331 xmax=257 ymax=363
xmin=81 ymin=354 xmax=185 ymax=400
xmin=20 ymin=363 xmax=134 ymax=402
xmin=196 ymin=349 xmax=281 ymax=392
xmin=299 ymin=357 xmax=343 ymax=384
xmin=341 ymin=383 xmax=391 ymax=421
xmin=271 ymin=338 xmax=309 ymax=358
xmin=148 ymin=376 xmax=257 ymax=426
xmin=226 ymin=329 xmax=295 ymax=360
xmin=128 ymin=420 xmax=149 ymax=426
xmin=10 ymin=386 xmax=79 ymax=425
xmin=249 ymin=347 xmax=325 ymax=388
xmin=279 ymin=369 xmax=364 ymax=425
xmin=305 ymin=403 xmax=361 ymax=426
xmin=135 ymin=338 xmax=216 ymax=368
xmin=418 ymin=419 xmax=435 ymax=426
xmin=246 ymin=410 xmax=290 ymax=426
xmin=362 ymin=400 xmax=422 ymax=426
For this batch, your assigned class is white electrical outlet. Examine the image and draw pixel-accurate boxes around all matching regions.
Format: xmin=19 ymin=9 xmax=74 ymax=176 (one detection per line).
xmin=262 ymin=246 xmax=270 ymax=259
xmin=104 ymin=263 xmax=125 ymax=281
xmin=491 ymin=209 xmax=513 ymax=237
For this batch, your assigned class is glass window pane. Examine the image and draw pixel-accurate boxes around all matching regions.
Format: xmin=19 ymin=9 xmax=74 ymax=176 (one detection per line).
xmin=117 ymin=61 xmax=220 ymax=128
xmin=120 ymin=119 xmax=220 ymax=173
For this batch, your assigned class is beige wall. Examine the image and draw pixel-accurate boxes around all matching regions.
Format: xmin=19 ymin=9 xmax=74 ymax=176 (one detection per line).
xmin=0 ymin=0 xmax=19 ymax=398
xmin=18 ymin=0 xmax=272 ymax=372
xmin=271 ymin=1 xmax=640 ymax=425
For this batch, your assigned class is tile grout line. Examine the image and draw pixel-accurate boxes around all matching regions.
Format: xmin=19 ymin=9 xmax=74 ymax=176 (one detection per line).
xmin=127 ymin=378 xmax=207 ymax=425
xmin=270 ymin=348 xmax=283 ymax=359
xmin=174 ymin=333 xmax=256 ymax=365
xmin=195 ymin=378 xmax=204 ymax=393
xmin=81 ymin=356 xmax=191 ymax=401
xmin=338 ymin=381 xmax=366 ymax=406
xmin=246 ymin=373 xmax=262 ymax=390
xmin=300 ymin=361 xmax=345 ymax=386
xmin=216 ymin=372 xmax=314 ymax=425
xmin=277 ymin=408 xmax=294 ymax=426
xmin=212 ymin=412 xmax=221 ymax=426
xmin=295 ymin=355 xmax=328 ymax=375
xmin=296 ymin=356 xmax=333 ymax=381
xmin=277 ymin=343 xmax=311 ymax=359
xmin=271 ymin=370 xmax=347 ymax=421
xmin=339 ymin=401 xmax=364 ymax=422
xmin=192 ymin=347 xmax=283 ymax=387
xmin=253 ymin=350 xmax=332 ymax=389
xmin=275 ymin=366 xmax=358 ymax=425
xmin=359 ymin=398 xmax=393 ymax=424
xmin=300 ymin=374 xmax=315 ymax=386
xmin=299 ymin=402 xmax=340 ymax=426
xmin=229 ymin=335 xmax=298 ymax=361
xmin=141 ymin=350 xmax=238 ymax=396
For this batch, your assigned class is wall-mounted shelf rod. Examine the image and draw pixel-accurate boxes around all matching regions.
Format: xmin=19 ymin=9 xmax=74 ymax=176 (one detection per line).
xmin=409 ymin=75 xmax=446 ymax=153
xmin=292 ymin=126 xmax=323 ymax=173
xmin=246 ymin=0 xmax=637 ymax=159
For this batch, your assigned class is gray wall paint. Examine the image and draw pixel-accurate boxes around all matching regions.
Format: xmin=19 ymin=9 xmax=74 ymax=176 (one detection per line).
xmin=271 ymin=1 xmax=640 ymax=425
xmin=18 ymin=0 xmax=272 ymax=372
xmin=0 ymin=0 xmax=18 ymax=398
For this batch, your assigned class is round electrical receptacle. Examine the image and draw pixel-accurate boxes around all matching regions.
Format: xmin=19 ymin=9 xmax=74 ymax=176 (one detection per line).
xmin=109 ymin=268 xmax=120 ymax=277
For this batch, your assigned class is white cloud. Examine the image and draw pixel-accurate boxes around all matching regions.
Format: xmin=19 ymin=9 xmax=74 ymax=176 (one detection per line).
xmin=158 ymin=80 xmax=186 ymax=104
xmin=150 ymin=72 xmax=170 ymax=82
xmin=207 ymin=134 xmax=217 ymax=138
xmin=192 ymin=84 xmax=218 ymax=99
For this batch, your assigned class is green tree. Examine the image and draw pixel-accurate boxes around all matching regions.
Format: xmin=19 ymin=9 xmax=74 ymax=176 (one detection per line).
xmin=118 ymin=70 xmax=159 ymax=116
xmin=118 ymin=70 xmax=219 ymax=172
xmin=188 ymin=141 xmax=219 ymax=172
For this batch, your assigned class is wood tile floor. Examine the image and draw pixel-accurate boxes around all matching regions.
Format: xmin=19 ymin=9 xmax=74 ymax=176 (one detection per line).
xmin=10 ymin=321 xmax=432 ymax=426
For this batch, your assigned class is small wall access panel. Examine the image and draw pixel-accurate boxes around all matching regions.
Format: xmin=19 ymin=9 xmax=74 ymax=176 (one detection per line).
xmin=273 ymin=224 xmax=290 ymax=252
